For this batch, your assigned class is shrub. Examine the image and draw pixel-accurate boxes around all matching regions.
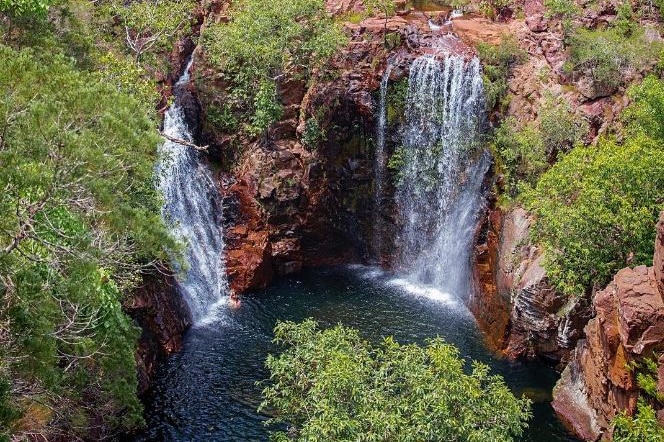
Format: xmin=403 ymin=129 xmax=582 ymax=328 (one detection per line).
xmin=477 ymin=36 xmax=526 ymax=111
xmin=525 ymin=76 xmax=664 ymax=296
xmin=538 ymin=95 xmax=587 ymax=158
xmin=524 ymin=137 xmax=664 ymax=296
xmin=302 ymin=117 xmax=326 ymax=150
xmin=202 ymin=0 xmax=346 ymax=137
xmin=613 ymin=400 xmax=664 ymax=442
xmin=260 ymin=319 xmax=532 ymax=441
xmin=493 ymin=118 xmax=547 ymax=198
xmin=566 ymin=28 xmax=657 ymax=96
xmin=623 ymin=75 xmax=664 ymax=141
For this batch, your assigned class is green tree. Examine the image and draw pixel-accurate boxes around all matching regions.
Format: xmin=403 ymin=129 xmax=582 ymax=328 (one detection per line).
xmin=260 ymin=320 xmax=532 ymax=441
xmin=107 ymin=0 xmax=194 ymax=63
xmin=524 ymin=137 xmax=664 ymax=296
xmin=524 ymin=76 xmax=664 ymax=296
xmin=613 ymin=400 xmax=664 ymax=442
xmin=0 ymin=44 xmax=173 ymax=439
xmin=202 ymin=0 xmax=346 ymax=136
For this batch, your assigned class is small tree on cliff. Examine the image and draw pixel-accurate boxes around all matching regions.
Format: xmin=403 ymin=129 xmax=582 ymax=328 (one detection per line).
xmin=259 ymin=319 xmax=532 ymax=441
xmin=364 ymin=0 xmax=397 ymax=47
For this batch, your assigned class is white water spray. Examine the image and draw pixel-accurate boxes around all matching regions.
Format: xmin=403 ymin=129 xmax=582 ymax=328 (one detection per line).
xmin=157 ymin=59 xmax=229 ymax=323
xmin=394 ymin=55 xmax=489 ymax=300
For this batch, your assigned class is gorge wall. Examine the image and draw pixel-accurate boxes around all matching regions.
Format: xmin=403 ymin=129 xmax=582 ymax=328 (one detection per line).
xmin=551 ymin=213 xmax=664 ymax=441
xmin=194 ymin=0 xmax=479 ymax=296
xmin=138 ymin=0 xmax=664 ymax=438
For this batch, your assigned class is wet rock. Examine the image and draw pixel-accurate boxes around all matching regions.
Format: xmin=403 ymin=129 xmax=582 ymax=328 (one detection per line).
xmin=126 ymin=271 xmax=191 ymax=394
xmin=471 ymin=208 xmax=511 ymax=351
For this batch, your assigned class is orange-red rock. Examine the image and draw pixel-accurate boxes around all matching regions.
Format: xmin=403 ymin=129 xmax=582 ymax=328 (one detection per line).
xmin=553 ymin=212 xmax=664 ymax=440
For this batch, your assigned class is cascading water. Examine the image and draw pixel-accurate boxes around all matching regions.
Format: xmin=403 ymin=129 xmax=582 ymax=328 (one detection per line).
xmin=157 ymin=59 xmax=229 ymax=323
xmin=372 ymin=65 xmax=393 ymax=260
xmin=394 ymin=54 xmax=489 ymax=299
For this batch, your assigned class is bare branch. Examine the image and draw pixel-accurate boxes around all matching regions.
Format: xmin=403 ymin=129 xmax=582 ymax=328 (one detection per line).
xmin=159 ymin=131 xmax=209 ymax=152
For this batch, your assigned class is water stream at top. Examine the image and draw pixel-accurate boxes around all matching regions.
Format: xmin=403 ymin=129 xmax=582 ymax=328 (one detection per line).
xmin=157 ymin=59 xmax=229 ymax=324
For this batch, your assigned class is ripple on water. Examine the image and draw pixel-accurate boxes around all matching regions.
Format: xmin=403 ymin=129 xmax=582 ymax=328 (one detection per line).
xmin=136 ymin=266 xmax=579 ymax=442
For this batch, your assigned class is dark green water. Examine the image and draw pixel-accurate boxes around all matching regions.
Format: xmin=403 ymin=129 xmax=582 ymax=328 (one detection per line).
xmin=137 ymin=266 xmax=578 ymax=441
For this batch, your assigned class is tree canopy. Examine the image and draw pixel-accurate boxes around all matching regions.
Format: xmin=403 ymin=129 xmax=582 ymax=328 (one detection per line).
xmin=0 ymin=43 xmax=172 ymax=440
xmin=260 ymin=320 xmax=532 ymax=442
xmin=524 ymin=77 xmax=664 ymax=296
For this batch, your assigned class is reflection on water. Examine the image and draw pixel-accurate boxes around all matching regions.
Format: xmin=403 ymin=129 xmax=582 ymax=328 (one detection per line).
xmin=136 ymin=266 xmax=578 ymax=442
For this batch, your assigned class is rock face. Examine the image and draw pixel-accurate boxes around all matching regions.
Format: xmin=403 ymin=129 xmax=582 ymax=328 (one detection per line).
xmin=196 ymin=4 xmax=478 ymax=295
xmin=552 ymin=212 xmax=664 ymax=440
xmin=126 ymin=271 xmax=191 ymax=394
xmin=472 ymin=207 xmax=589 ymax=362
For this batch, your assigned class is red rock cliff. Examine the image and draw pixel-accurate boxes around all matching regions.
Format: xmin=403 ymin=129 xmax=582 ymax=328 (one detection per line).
xmin=552 ymin=212 xmax=664 ymax=440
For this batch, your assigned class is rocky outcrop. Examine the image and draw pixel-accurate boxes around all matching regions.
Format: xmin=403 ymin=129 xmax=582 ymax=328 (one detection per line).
xmin=471 ymin=208 xmax=511 ymax=351
xmin=126 ymin=270 xmax=191 ymax=394
xmin=195 ymin=4 xmax=479 ymax=294
xmin=473 ymin=207 xmax=589 ymax=362
xmin=552 ymin=212 xmax=664 ymax=440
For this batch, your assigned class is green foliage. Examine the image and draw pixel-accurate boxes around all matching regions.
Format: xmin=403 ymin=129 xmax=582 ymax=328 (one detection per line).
xmin=623 ymin=76 xmax=664 ymax=141
xmin=614 ymin=2 xmax=637 ymax=37
xmin=524 ymin=137 xmax=664 ymax=296
xmin=543 ymin=0 xmax=578 ymax=37
xmin=479 ymin=0 xmax=512 ymax=20
xmin=250 ymin=79 xmax=283 ymax=136
xmin=364 ymin=0 xmax=397 ymax=16
xmin=260 ymin=320 xmax=532 ymax=441
xmin=95 ymin=51 xmax=159 ymax=110
xmin=302 ymin=117 xmax=326 ymax=150
xmin=0 ymin=378 xmax=18 ymax=441
xmin=384 ymin=32 xmax=401 ymax=50
xmin=613 ymin=400 xmax=664 ymax=442
xmin=0 ymin=0 xmax=49 ymax=18
xmin=448 ymin=0 xmax=470 ymax=10
xmin=493 ymin=118 xmax=547 ymax=198
xmin=477 ymin=36 xmax=526 ymax=111
xmin=107 ymin=0 xmax=194 ymax=63
xmin=566 ymin=28 xmax=657 ymax=96
xmin=0 ymin=44 xmax=173 ymax=437
xmin=543 ymin=0 xmax=578 ymax=18
xmin=495 ymin=96 xmax=586 ymax=199
xmin=202 ymin=0 xmax=346 ymax=136
xmin=386 ymin=77 xmax=409 ymax=124
xmin=206 ymin=102 xmax=240 ymax=133
xmin=538 ymin=95 xmax=587 ymax=157
xmin=525 ymin=76 xmax=664 ymax=296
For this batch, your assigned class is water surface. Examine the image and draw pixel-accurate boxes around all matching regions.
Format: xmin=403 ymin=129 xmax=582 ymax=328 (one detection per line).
xmin=138 ymin=266 xmax=578 ymax=442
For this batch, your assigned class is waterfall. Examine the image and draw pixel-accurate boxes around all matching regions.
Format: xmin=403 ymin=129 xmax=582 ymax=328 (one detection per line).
xmin=157 ymin=59 xmax=229 ymax=323
xmin=394 ymin=54 xmax=489 ymax=299
xmin=372 ymin=65 xmax=392 ymax=261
